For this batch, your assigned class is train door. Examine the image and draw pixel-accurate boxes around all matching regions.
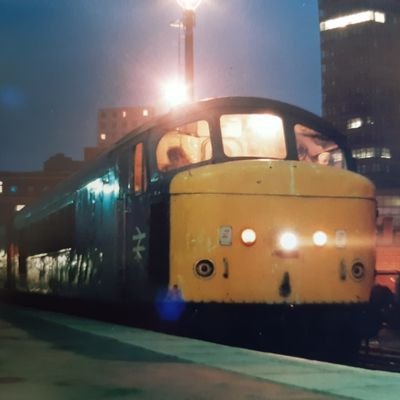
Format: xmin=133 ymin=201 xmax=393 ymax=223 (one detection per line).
xmin=117 ymin=141 xmax=150 ymax=301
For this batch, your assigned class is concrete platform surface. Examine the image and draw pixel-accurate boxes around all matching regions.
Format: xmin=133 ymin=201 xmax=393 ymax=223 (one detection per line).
xmin=0 ymin=303 xmax=399 ymax=400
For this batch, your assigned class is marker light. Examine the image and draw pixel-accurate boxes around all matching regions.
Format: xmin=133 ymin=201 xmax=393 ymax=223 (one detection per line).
xmin=241 ymin=228 xmax=257 ymax=246
xmin=279 ymin=232 xmax=298 ymax=251
xmin=313 ymin=231 xmax=328 ymax=247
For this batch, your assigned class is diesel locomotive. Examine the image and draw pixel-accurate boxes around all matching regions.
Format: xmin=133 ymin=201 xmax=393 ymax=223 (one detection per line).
xmin=3 ymin=97 xmax=377 ymax=354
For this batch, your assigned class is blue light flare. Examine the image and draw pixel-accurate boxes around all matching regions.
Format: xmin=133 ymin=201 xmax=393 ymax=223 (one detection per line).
xmin=155 ymin=286 xmax=186 ymax=322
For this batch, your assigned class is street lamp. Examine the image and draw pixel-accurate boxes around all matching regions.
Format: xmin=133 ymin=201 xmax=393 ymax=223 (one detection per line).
xmin=176 ymin=0 xmax=202 ymax=101
xmin=162 ymin=78 xmax=189 ymax=108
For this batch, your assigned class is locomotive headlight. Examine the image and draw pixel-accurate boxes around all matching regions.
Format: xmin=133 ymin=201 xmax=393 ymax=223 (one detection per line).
xmin=279 ymin=232 xmax=298 ymax=251
xmin=241 ymin=228 xmax=257 ymax=246
xmin=313 ymin=231 xmax=328 ymax=247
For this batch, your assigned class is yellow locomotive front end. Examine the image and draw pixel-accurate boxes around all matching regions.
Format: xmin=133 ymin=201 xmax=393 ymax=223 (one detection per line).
xmin=168 ymin=160 xmax=376 ymax=355
xmin=169 ymin=161 xmax=376 ymax=306
xmin=152 ymin=97 xmax=376 ymax=354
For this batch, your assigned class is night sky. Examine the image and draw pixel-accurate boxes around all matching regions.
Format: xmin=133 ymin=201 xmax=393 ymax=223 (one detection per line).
xmin=0 ymin=0 xmax=321 ymax=171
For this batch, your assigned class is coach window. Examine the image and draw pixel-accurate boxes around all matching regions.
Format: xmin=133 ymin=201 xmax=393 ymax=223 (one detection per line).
xmin=220 ymin=113 xmax=286 ymax=159
xmin=132 ymin=143 xmax=147 ymax=194
xmin=156 ymin=120 xmax=211 ymax=171
xmin=295 ymin=124 xmax=346 ymax=169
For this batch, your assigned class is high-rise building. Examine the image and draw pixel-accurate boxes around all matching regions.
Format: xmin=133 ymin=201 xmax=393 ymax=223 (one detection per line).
xmin=97 ymin=106 xmax=155 ymax=148
xmin=83 ymin=106 xmax=156 ymax=162
xmin=319 ymin=0 xmax=400 ymax=188
xmin=319 ymin=1 xmax=400 ymax=286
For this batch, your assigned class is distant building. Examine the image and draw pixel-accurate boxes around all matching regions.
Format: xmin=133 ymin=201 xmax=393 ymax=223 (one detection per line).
xmin=0 ymin=154 xmax=85 ymax=272
xmin=0 ymin=154 xmax=85 ymax=223
xmin=319 ymin=0 xmax=400 ymax=188
xmin=319 ymin=0 xmax=400 ymax=286
xmin=43 ymin=153 xmax=85 ymax=173
xmin=97 ymin=106 xmax=155 ymax=148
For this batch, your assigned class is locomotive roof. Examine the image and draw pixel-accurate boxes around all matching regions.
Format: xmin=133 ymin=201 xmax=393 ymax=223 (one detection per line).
xmin=13 ymin=96 xmax=346 ymax=229
xmin=116 ymin=96 xmax=342 ymax=145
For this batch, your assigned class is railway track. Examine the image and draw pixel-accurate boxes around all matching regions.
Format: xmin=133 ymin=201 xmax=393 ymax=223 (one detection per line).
xmin=351 ymin=340 xmax=400 ymax=372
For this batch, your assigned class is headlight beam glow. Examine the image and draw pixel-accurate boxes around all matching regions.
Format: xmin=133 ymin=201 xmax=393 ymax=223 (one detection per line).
xmin=279 ymin=232 xmax=298 ymax=252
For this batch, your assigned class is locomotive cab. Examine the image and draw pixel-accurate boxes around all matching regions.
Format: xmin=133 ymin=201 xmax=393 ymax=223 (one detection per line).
xmin=151 ymin=104 xmax=375 ymax=305
xmin=149 ymin=99 xmax=376 ymax=351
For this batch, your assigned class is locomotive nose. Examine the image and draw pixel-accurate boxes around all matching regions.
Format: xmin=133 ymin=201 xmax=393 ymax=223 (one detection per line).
xmin=169 ymin=160 xmax=376 ymax=304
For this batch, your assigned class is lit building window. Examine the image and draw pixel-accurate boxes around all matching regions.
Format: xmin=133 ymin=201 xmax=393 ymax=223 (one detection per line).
xmin=374 ymin=12 xmax=385 ymax=23
xmin=366 ymin=117 xmax=375 ymax=126
xmin=381 ymin=148 xmax=391 ymax=159
xmin=143 ymin=109 xmax=149 ymax=117
xmin=0 ymin=181 xmax=3 ymax=194
xmin=347 ymin=117 xmax=363 ymax=129
xmin=15 ymin=204 xmax=25 ymax=212
xmin=365 ymin=148 xmax=375 ymax=158
xmin=352 ymin=147 xmax=391 ymax=159
xmin=100 ymin=133 xmax=107 ymax=141
xmin=320 ymin=10 xmax=386 ymax=32
xmin=122 ymin=110 xmax=127 ymax=118
xmin=353 ymin=148 xmax=374 ymax=159
xmin=10 ymin=185 xmax=17 ymax=193
xmin=377 ymin=196 xmax=400 ymax=208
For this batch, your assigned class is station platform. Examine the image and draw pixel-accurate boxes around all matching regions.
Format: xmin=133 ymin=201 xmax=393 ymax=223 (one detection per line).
xmin=1 ymin=302 xmax=399 ymax=400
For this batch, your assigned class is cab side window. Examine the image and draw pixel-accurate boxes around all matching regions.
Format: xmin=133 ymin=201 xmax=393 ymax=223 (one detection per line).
xmin=295 ymin=124 xmax=346 ymax=169
xmin=156 ymin=120 xmax=211 ymax=172
xmin=132 ymin=142 xmax=147 ymax=194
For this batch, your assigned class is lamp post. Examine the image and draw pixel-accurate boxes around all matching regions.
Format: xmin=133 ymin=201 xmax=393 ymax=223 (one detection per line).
xmin=176 ymin=0 xmax=201 ymax=102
